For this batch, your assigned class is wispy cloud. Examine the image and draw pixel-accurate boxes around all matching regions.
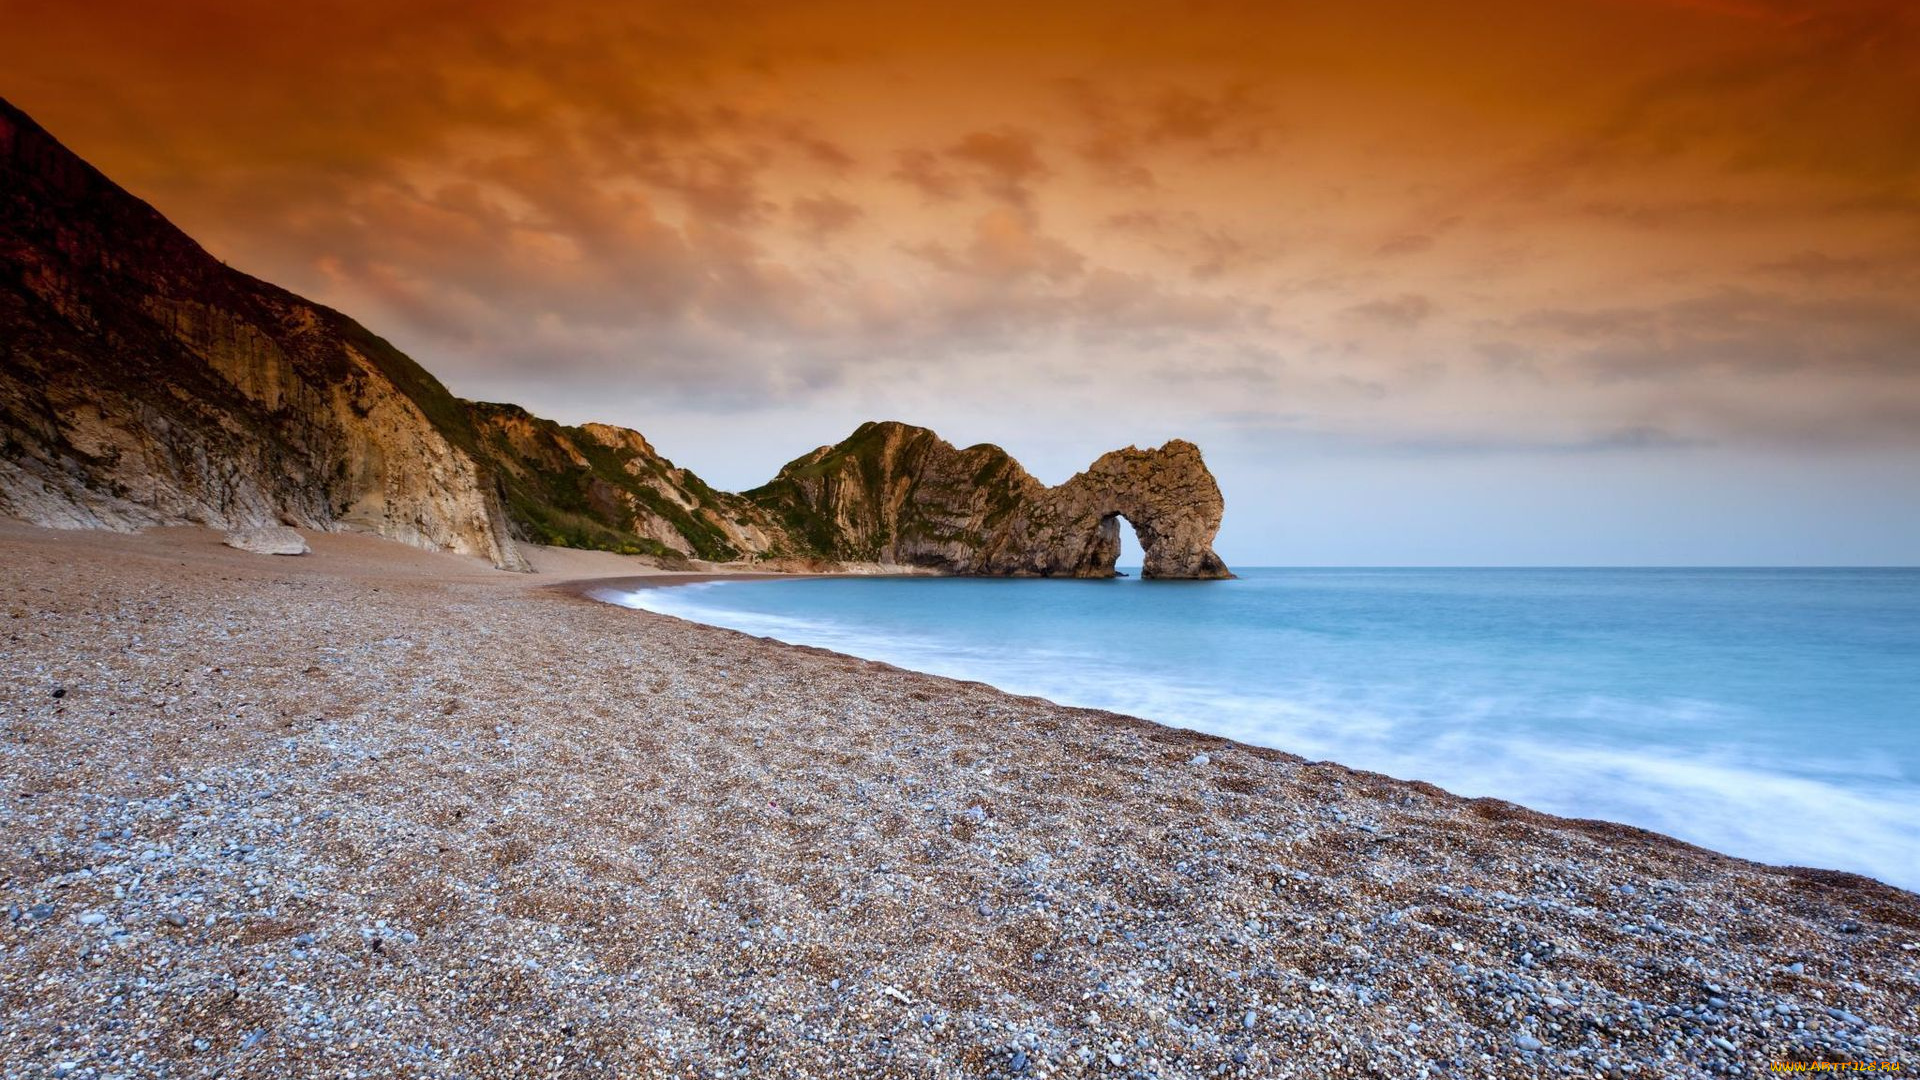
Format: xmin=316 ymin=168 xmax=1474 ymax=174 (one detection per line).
xmin=6 ymin=0 xmax=1914 ymax=463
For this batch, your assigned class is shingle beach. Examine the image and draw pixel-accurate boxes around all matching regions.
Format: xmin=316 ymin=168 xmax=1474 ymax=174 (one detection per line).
xmin=2 ymin=523 xmax=1915 ymax=1079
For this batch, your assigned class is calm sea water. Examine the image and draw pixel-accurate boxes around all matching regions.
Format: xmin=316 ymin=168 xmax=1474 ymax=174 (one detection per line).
xmin=602 ymin=568 xmax=1920 ymax=891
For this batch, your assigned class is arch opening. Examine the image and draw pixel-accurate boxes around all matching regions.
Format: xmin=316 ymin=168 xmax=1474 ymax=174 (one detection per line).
xmin=1113 ymin=513 xmax=1145 ymax=576
xmin=1091 ymin=511 xmax=1151 ymax=578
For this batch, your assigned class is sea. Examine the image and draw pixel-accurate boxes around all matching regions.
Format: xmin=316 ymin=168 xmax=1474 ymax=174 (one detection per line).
xmin=601 ymin=568 xmax=1920 ymax=891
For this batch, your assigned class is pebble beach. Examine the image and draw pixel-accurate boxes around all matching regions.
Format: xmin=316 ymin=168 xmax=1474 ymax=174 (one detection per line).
xmin=1 ymin=522 xmax=1916 ymax=1079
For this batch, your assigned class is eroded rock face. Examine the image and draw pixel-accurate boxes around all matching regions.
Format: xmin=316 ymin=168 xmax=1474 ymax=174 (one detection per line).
xmin=747 ymin=422 xmax=1232 ymax=578
xmin=0 ymin=97 xmax=529 ymax=571
xmin=1002 ymin=440 xmax=1232 ymax=579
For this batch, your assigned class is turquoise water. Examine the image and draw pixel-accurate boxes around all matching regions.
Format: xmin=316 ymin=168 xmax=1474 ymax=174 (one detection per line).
xmin=602 ymin=568 xmax=1920 ymax=891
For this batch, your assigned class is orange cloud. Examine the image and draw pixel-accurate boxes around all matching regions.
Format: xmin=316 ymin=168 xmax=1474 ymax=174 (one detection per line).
xmin=2 ymin=0 xmax=1914 ymax=458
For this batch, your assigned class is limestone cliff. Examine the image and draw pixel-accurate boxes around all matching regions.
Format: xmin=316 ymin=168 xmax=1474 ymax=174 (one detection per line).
xmin=745 ymin=421 xmax=1232 ymax=578
xmin=1001 ymin=439 xmax=1233 ymax=579
xmin=0 ymin=97 xmax=529 ymax=570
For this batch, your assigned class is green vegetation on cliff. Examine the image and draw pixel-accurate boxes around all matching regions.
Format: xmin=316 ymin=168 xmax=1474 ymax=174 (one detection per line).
xmin=466 ymin=401 xmax=755 ymax=562
xmin=741 ymin=420 xmax=1035 ymax=566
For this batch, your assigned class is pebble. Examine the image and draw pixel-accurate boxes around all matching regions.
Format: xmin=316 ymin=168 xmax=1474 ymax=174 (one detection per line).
xmin=1190 ymin=753 xmax=1211 ymax=766
xmin=7 ymin=529 xmax=1919 ymax=1080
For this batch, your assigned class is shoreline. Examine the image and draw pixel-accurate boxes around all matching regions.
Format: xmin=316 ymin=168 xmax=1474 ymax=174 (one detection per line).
xmin=554 ymin=572 xmax=800 ymax=603
xmin=566 ymin=566 xmax=1920 ymax=897
xmin=2 ymin=521 xmax=1915 ymax=1076
xmin=550 ymin=570 xmax=914 ymax=603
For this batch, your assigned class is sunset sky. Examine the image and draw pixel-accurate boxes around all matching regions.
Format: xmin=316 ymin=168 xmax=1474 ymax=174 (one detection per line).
xmin=10 ymin=0 xmax=1917 ymax=563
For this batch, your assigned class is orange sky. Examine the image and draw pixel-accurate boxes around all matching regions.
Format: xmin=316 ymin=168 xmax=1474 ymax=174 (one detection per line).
xmin=8 ymin=0 xmax=1918 ymax=560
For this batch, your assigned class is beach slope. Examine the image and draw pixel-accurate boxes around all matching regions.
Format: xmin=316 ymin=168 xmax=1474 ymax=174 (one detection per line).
xmin=0 ymin=522 xmax=1913 ymax=1077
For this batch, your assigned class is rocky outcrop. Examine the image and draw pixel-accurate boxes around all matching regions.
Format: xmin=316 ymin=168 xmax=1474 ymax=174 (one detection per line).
xmin=998 ymin=440 xmax=1232 ymax=579
xmin=745 ymin=421 xmax=1231 ymax=578
xmin=0 ymin=97 xmax=529 ymax=571
xmin=743 ymin=421 xmax=1044 ymax=569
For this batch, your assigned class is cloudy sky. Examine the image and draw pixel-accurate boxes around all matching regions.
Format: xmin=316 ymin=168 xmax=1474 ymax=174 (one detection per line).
xmin=11 ymin=0 xmax=1918 ymax=563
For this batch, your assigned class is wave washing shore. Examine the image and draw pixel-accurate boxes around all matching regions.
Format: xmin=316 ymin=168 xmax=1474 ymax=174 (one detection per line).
xmin=1 ymin=524 xmax=1916 ymax=1078
xmin=598 ymin=569 xmax=1920 ymax=892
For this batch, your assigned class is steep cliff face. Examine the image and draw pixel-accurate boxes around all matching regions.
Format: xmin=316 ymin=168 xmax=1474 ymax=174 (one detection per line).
xmin=746 ymin=421 xmax=1232 ymax=578
xmin=0 ymin=97 xmax=528 ymax=570
xmin=466 ymin=402 xmax=784 ymax=562
xmin=744 ymin=421 xmax=1044 ymax=570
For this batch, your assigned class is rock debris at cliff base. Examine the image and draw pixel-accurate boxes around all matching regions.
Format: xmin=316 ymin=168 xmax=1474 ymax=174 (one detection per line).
xmin=0 ymin=523 xmax=1915 ymax=1079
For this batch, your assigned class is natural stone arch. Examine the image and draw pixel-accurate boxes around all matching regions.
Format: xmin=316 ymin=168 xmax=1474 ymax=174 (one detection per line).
xmin=1008 ymin=440 xmax=1233 ymax=579
xmin=744 ymin=421 xmax=1233 ymax=579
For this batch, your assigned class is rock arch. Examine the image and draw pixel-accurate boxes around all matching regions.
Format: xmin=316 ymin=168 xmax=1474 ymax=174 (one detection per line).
xmin=742 ymin=422 xmax=1233 ymax=579
xmin=1032 ymin=440 xmax=1233 ymax=579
